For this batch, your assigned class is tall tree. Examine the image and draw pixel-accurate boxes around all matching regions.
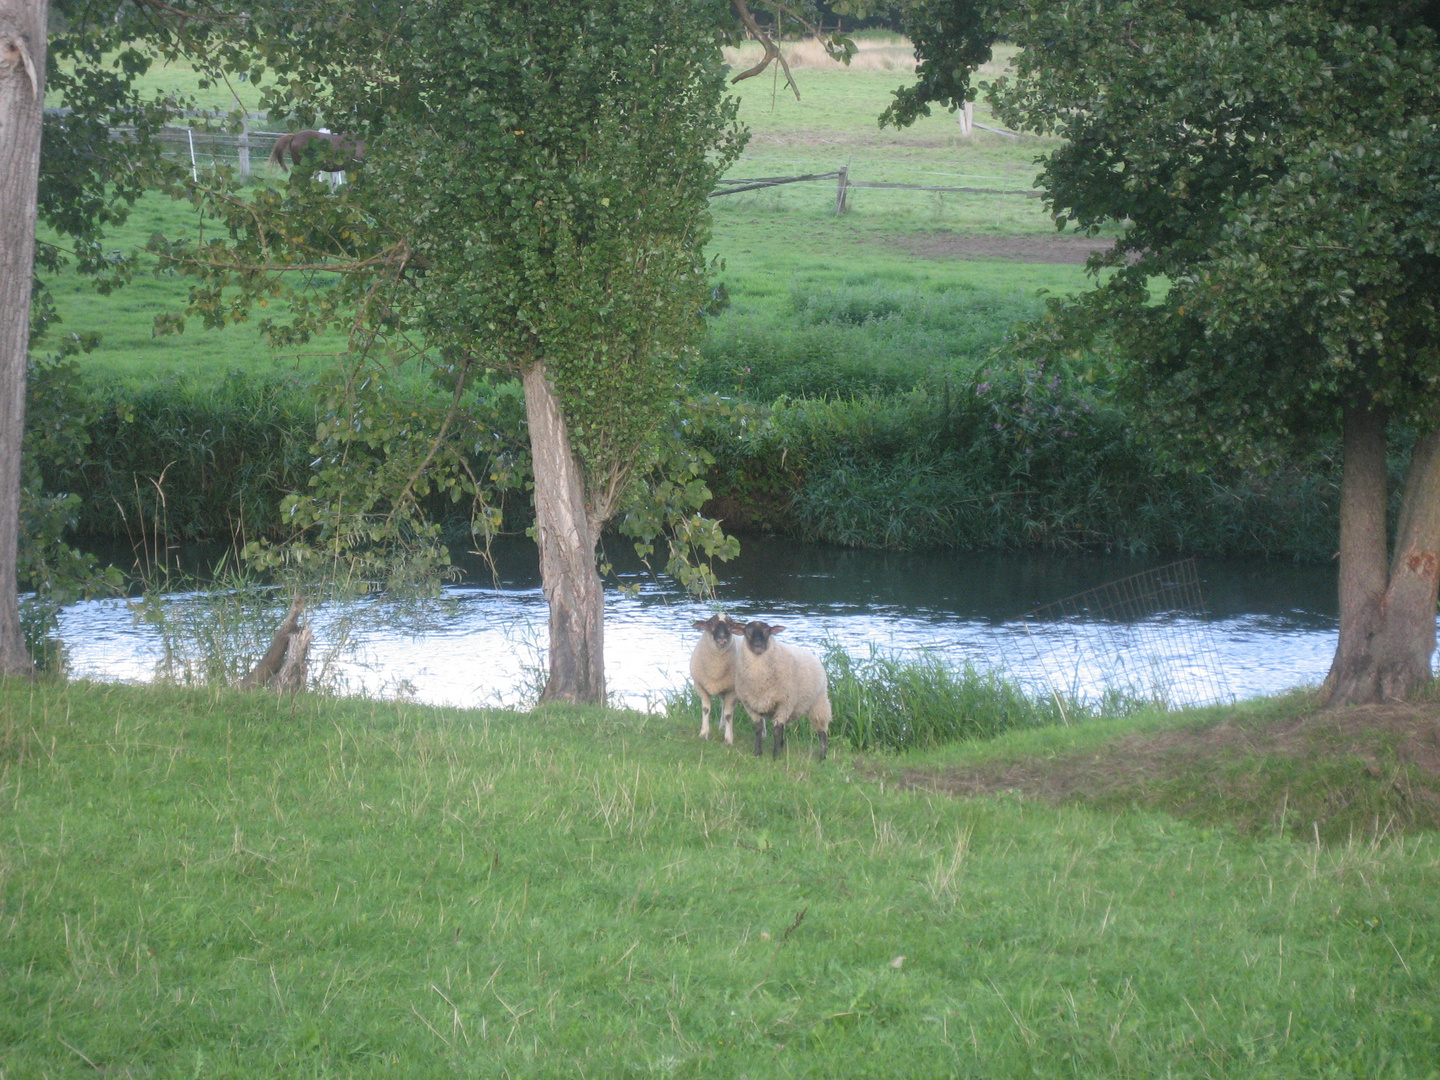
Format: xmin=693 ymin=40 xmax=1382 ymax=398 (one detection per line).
xmin=1 ymin=0 xmax=196 ymax=673
xmin=175 ymin=1 xmax=747 ymax=704
xmin=885 ymin=0 xmax=1440 ymax=705
xmin=0 ymin=0 xmax=47 ymax=676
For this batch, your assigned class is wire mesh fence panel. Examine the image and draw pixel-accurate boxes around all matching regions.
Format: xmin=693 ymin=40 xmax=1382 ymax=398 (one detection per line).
xmin=1002 ymin=559 xmax=1235 ymax=710
xmin=156 ymin=126 xmax=285 ymax=179
xmin=106 ymin=125 xmax=308 ymax=182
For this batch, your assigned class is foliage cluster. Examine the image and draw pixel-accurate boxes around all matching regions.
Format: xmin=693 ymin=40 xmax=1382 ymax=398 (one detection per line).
xmin=695 ymin=356 xmax=1343 ymax=557
xmin=1 ymin=680 xmax=1437 ymax=1077
xmin=982 ymin=1 xmax=1440 ymax=449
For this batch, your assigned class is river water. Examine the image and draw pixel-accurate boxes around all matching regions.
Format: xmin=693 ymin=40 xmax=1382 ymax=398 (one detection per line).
xmin=55 ymin=536 xmax=1344 ymax=711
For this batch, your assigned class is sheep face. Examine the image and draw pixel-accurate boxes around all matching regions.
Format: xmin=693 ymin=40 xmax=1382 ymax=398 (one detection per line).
xmin=692 ymin=614 xmax=734 ymax=650
xmin=692 ymin=615 xmax=740 ymax=745
xmin=738 ymin=621 xmax=785 ymax=657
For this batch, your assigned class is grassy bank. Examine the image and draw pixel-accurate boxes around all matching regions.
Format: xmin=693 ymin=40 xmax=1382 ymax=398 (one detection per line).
xmin=28 ymin=362 xmax=1342 ymax=562
xmin=1 ymin=680 xmax=1436 ymax=1077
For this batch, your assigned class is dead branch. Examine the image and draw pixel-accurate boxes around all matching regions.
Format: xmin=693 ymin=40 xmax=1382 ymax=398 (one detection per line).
xmin=730 ymin=0 xmax=800 ymax=100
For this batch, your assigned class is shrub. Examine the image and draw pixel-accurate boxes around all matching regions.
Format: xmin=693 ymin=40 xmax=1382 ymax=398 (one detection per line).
xmin=697 ymin=358 xmax=1343 ymax=559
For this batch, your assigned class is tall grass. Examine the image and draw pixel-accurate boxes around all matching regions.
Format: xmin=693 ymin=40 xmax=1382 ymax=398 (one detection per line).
xmin=824 ymin=644 xmax=1092 ymax=752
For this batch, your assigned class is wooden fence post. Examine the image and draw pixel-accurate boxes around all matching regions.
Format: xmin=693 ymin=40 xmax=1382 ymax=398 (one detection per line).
xmin=958 ymin=101 xmax=974 ymax=137
xmin=835 ymin=165 xmax=848 ymax=215
xmin=238 ymin=120 xmax=250 ymax=184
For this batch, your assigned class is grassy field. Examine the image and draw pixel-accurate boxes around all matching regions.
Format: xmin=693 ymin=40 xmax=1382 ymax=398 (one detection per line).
xmin=37 ymin=197 xmax=347 ymax=385
xmin=1 ymin=679 xmax=1437 ymax=1078
xmin=39 ymin=39 xmax=1093 ymax=385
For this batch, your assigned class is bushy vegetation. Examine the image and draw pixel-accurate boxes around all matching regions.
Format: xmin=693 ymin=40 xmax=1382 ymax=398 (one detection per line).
xmin=695 ymin=350 xmax=1341 ymax=559
xmin=29 ymin=361 xmax=315 ymax=545
xmin=23 ymin=343 xmax=1343 ymax=564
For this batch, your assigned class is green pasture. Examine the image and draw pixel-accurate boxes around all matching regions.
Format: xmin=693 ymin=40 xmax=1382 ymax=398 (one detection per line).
xmin=1 ymin=680 xmax=1436 ymax=1078
xmin=38 ymin=42 xmax=1099 ymax=385
xmin=37 ymin=197 xmax=340 ymax=385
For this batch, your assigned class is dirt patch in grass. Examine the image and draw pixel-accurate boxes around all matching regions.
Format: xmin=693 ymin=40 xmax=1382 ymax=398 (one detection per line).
xmin=892 ymin=702 xmax=1440 ymax=839
xmin=875 ymin=232 xmax=1118 ymax=264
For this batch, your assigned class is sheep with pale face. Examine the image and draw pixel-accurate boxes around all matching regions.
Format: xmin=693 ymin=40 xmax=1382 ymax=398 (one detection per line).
xmin=690 ymin=615 xmax=741 ymax=744
xmin=726 ymin=619 xmax=832 ymax=761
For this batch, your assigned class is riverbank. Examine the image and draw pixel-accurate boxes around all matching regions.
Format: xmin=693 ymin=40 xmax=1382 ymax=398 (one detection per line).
xmin=28 ymin=361 xmax=1342 ymax=562
xmin=1 ymin=679 xmax=1435 ymax=1077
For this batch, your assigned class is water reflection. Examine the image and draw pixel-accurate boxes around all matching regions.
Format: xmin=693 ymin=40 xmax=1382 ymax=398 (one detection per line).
xmin=58 ymin=536 xmax=1343 ymax=710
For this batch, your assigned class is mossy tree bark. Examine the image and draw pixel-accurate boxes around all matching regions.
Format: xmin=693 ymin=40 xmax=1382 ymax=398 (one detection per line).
xmin=1323 ymin=403 xmax=1440 ymax=706
xmin=0 ymin=0 xmax=46 ymax=678
xmin=523 ymin=360 xmax=605 ymax=704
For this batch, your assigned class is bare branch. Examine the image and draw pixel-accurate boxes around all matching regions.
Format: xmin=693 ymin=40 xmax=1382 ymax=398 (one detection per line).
xmin=729 ymin=0 xmax=800 ymax=100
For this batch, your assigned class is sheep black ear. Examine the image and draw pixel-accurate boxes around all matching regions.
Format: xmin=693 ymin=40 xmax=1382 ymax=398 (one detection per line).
xmin=769 ymin=625 xmax=786 ymax=635
xmin=692 ymin=619 xmax=710 ymax=631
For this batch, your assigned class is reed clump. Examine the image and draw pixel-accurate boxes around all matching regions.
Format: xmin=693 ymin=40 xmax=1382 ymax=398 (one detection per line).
xmin=824 ymin=645 xmax=1074 ymax=751
xmin=825 ymin=645 xmax=1154 ymax=752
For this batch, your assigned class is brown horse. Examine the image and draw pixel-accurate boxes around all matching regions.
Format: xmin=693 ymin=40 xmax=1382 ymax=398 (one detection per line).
xmin=267 ymin=129 xmax=367 ymax=172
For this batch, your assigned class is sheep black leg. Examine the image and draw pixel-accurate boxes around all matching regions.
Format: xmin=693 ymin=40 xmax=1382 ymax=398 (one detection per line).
xmin=754 ymin=717 xmax=765 ymax=756
xmin=773 ymin=723 xmax=785 ymax=759
xmin=817 ymin=730 xmax=828 ymax=762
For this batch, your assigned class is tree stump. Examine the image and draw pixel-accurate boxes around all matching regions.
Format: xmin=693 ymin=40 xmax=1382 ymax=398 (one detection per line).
xmin=240 ymin=595 xmax=311 ymax=693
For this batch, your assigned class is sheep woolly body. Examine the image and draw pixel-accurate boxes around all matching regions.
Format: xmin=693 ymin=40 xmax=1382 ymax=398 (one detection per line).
xmin=726 ymin=619 xmax=832 ymax=761
xmin=690 ymin=616 xmax=740 ymax=745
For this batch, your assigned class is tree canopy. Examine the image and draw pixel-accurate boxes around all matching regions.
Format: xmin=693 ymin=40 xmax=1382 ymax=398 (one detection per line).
xmin=886 ymin=0 xmax=1440 ymax=703
xmin=3 ymin=0 xmax=198 ymax=674
xmin=158 ymin=0 xmax=748 ymax=701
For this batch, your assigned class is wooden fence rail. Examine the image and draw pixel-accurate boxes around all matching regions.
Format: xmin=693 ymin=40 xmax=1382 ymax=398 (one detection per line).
xmin=69 ymin=109 xmax=1043 ymax=209
xmin=709 ymin=165 xmax=1042 ymax=213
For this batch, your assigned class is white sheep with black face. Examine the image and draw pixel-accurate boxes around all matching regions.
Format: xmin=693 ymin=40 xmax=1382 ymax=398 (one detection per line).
xmin=690 ymin=615 xmax=741 ymax=744
xmin=726 ymin=618 xmax=832 ymax=761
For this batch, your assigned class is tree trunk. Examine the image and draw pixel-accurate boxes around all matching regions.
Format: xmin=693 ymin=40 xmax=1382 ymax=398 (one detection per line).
xmin=522 ymin=360 xmax=606 ymax=705
xmin=1322 ymin=404 xmax=1440 ymax=705
xmin=0 ymin=1 xmax=46 ymax=678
